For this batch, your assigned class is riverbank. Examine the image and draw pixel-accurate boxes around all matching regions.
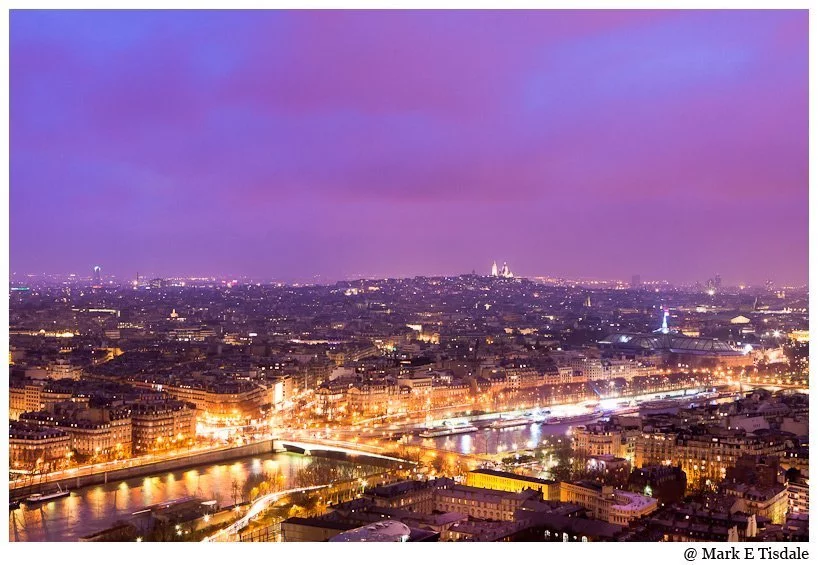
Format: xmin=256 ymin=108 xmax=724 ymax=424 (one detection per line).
xmin=10 ymin=451 xmax=390 ymax=542
xmin=11 ymin=440 xmax=279 ymax=499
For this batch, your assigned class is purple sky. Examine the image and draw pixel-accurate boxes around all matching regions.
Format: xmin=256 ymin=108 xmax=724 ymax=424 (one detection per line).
xmin=10 ymin=10 xmax=808 ymax=285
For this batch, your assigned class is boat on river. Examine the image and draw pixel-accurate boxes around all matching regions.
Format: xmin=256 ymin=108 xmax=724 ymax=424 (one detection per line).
xmin=489 ymin=417 xmax=532 ymax=429
xmin=419 ymin=424 xmax=479 ymax=438
xmin=25 ymin=484 xmax=70 ymax=504
xmin=545 ymin=410 xmax=604 ymax=425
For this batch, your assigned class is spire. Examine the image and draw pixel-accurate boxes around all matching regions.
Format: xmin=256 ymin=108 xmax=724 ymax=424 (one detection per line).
xmin=653 ymin=307 xmax=670 ymax=334
xmin=491 ymin=261 xmax=498 ymax=277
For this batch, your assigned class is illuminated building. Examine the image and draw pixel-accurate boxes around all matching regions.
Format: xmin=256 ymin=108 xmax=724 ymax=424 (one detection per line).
xmin=130 ymin=400 xmax=197 ymax=453
xmin=789 ymin=330 xmax=809 ymax=342
xmin=315 ymin=378 xmax=352 ymax=418
xmin=721 ymin=483 xmax=789 ymax=525
xmin=490 ymin=260 xmax=514 ymax=278
xmin=634 ymin=430 xmax=788 ymax=491
xmin=132 ymin=379 xmax=268 ymax=420
xmin=363 ymin=478 xmax=448 ymax=513
xmin=9 ymin=422 xmax=72 ymax=471
xmin=598 ymin=331 xmax=749 ymax=368
xmin=787 ymin=478 xmax=809 ymax=515
xmin=357 ymin=478 xmax=544 ymax=523
xmin=572 ymin=423 xmax=637 ymax=460
xmin=559 ymin=481 xmax=658 ymax=526
xmin=465 ymin=469 xmax=560 ymax=500
xmin=347 ymin=379 xmax=400 ymax=416
xmin=434 ymin=484 xmax=542 ymax=521
xmin=166 ymin=325 xmax=217 ymax=342
xmin=48 ymin=358 xmax=81 ymax=380
xmin=9 ymin=381 xmax=44 ymax=420
xmin=19 ymin=406 xmax=133 ymax=459
xmin=9 ymin=379 xmax=74 ymax=420
xmin=563 ymin=354 xmax=652 ymax=381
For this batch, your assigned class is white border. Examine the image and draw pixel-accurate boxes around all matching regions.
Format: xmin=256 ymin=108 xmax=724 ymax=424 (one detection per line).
xmin=3 ymin=3 xmax=815 ymax=564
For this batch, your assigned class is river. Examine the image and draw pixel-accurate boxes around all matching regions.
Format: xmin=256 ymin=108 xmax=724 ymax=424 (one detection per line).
xmin=413 ymin=394 xmax=713 ymax=455
xmin=9 ymin=452 xmax=375 ymax=542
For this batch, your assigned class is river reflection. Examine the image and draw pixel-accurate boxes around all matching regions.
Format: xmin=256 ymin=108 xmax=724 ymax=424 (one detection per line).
xmin=415 ymin=406 xmax=683 ymax=454
xmin=9 ymin=452 xmax=362 ymax=542
xmin=417 ymin=420 xmax=574 ymax=454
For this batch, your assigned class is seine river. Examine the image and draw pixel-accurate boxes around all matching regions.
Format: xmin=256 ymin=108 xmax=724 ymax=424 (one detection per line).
xmin=9 ymin=452 xmax=366 ymax=542
xmin=420 ymin=420 xmax=575 ymax=454
xmin=416 ymin=407 xmax=697 ymax=454
xmin=415 ymin=388 xmax=720 ymax=454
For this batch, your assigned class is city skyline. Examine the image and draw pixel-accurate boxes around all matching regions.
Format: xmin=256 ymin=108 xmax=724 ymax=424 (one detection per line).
xmin=8 ymin=262 xmax=799 ymax=289
xmin=10 ymin=10 xmax=809 ymax=285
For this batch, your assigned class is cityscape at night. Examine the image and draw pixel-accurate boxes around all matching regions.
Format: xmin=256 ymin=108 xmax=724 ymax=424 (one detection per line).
xmin=6 ymin=7 xmax=810 ymax=551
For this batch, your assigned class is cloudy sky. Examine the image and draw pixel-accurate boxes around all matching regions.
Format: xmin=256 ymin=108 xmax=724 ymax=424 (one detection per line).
xmin=10 ymin=10 xmax=808 ymax=284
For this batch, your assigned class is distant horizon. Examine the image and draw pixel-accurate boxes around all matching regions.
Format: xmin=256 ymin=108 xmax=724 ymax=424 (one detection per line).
xmin=9 ymin=266 xmax=806 ymax=288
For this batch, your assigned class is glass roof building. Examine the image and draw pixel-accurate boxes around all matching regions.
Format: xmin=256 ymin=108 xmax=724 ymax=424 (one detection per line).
xmin=598 ymin=332 xmax=749 ymax=368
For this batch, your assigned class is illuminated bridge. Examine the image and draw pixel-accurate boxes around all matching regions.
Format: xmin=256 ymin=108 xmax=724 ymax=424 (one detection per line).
xmin=202 ymin=439 xmax=412 ymax=542
xmin=275 ymin=438 xmax=411 ymax=463
xmin=202 ymin=485 xmax=328 ymax=542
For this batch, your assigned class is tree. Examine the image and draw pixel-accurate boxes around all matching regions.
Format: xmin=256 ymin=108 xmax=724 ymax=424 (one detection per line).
xmin=549 ymin=441 xmax=575 ymax=482
xmin=231 ymin=478 xmax=242 ymax=505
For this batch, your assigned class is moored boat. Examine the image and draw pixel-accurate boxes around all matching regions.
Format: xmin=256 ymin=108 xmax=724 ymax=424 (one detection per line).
xmin=25 ymin=484 xmax=70 ymax=504
xmin=419 ymin=424 xmax=479 ymax=438
xmin=640 ymin=399 xmax=682 ymax=410
xmin=490 ymin=417 xmax=532 ymax=429
xmin=546 ymin=410 xmax=604 ymax=425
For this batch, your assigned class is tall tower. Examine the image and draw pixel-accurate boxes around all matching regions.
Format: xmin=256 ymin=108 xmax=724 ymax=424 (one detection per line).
xmin=660 ymin=309 xmax=669 ymax=334
xmin=491 ymin=261 xmax=498 ymax=277
xmin=93 ymin=265 xmax=102 ymax=286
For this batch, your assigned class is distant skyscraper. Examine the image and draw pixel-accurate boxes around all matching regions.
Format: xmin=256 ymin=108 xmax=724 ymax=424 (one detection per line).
xmin=631 ymin=274 xmax=641 ymax=288
xmin=93 ymin=265 xmax=102 ymax=286
xmin=491 ymin=261 xmax=499 ymax=277
xmin=714 ymin=274 xmax=722 ymax=289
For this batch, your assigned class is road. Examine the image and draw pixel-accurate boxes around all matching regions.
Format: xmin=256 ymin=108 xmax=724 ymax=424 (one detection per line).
xmin=202 ymin=485 xmax=328 ymax=542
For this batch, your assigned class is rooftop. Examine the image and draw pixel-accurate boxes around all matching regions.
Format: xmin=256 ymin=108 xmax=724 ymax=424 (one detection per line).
xmin=469 ymin=468 xmax=556 ymax=486
xmin=329 ymin=520 xmax=412 ymax=542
